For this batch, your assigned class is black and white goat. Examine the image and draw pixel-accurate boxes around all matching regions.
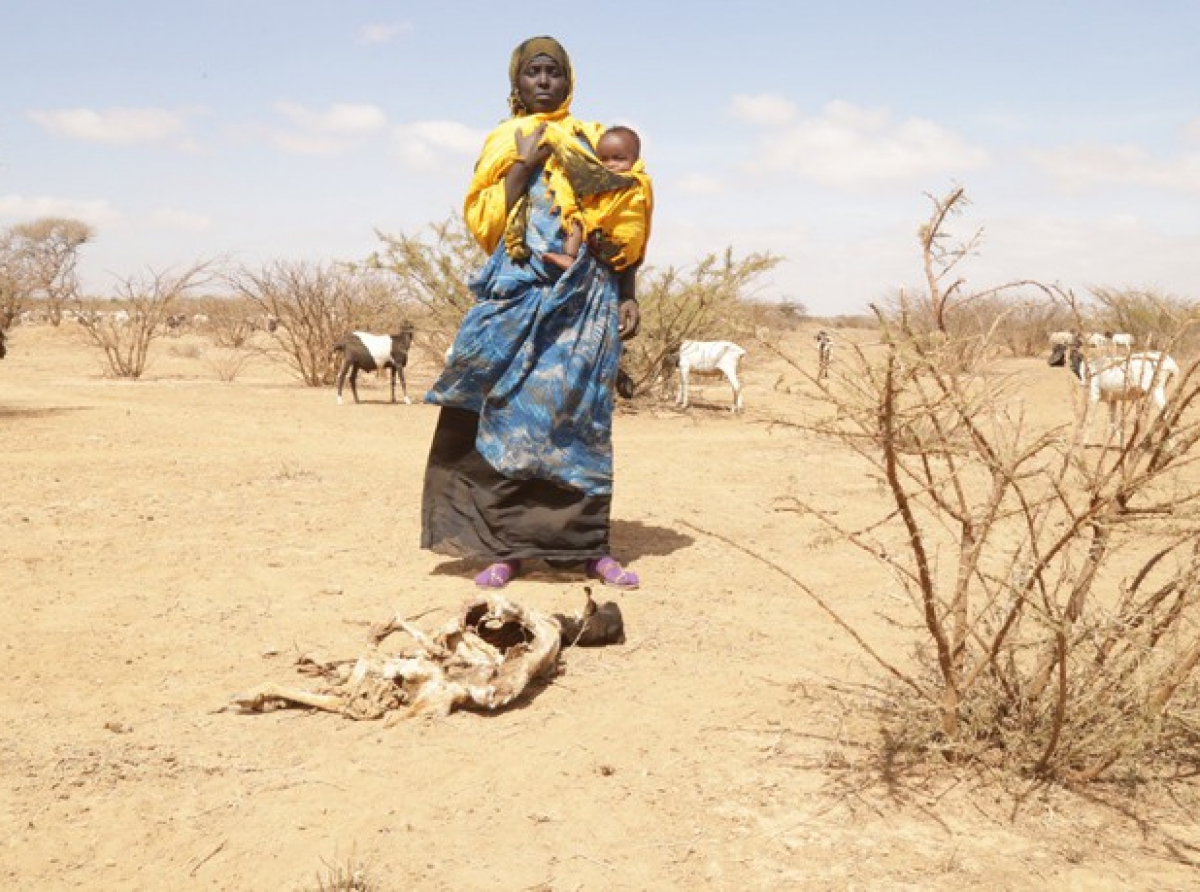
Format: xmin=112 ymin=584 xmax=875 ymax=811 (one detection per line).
xmin=671 ymin=340 xmax=747 ymax=412
xmin=1048 ymin=342 xmax=1179 ymax=446
xmin=333 ymin=328 xmax=414 ymax=405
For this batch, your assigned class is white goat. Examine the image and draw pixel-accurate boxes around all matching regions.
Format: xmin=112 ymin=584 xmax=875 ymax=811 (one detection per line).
xmin=1048 ymin=330 xmax=1078 ymax=348
xmin=1049 ymin=342 xmax=1179 ymax=446
xmin=1111 ymin=332 xmax=1134 ymax=350
xmin=1086 ymin=332 xmax=1110 ymax=349
xmin=674 ymin=340 xmax=746 ymax=412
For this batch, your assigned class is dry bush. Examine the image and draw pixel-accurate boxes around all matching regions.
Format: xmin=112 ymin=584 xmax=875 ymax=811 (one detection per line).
xmin=771 ymin=188 xmax=1200 ymax=782
xmin=310 ymin=852 xmax=373 ymax=892
xmin=620 ymin=248 xmax=780 ymax=399
xmin=973 ymin=293 xmax=1076 ymax=358
xmin=203 ymin=346 xmax=255 ymax=382
xmin=225 ymin=260 xmax=403 ymax=387
xmin=75 ymin=262 xmax=212 ymax=379
xmin=199 ymin=295 xmax=264 ymax=349
xmin=363 ymin=216 xmax=483 ymax=365
xmin=878 ymin=187 xmax=1051 ymax=371
xmin=792 ymin=316 xmax=1200 ymax=781
xmin=1089 ymin=286 xmax=1200 ymax=356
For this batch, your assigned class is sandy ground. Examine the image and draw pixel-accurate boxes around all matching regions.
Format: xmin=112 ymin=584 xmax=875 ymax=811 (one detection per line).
xmin=3 ymin=322 xmax=1200 ymax=891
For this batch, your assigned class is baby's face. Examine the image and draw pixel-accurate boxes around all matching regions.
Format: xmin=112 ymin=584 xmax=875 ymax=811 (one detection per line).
xmin=597 ymin=133 xmax=637 ymax=173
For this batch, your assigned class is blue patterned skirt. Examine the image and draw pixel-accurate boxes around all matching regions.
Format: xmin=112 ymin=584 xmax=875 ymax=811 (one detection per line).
xmin=422 ymin=180 xmax=622 ymax=560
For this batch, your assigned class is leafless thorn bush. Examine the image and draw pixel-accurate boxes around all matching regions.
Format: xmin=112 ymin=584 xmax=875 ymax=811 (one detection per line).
xmin=202 ymin=296 xmax=263 ymax=349
xmin=225 ymin=260 xmax=400 ymax=387
xmin=203 ymin=346 xmax=256 ymax=383
xmin=773 ymin=187 xmax=1200 ymax=783
xmin=75 ymin=261 xmax=213 ymax=379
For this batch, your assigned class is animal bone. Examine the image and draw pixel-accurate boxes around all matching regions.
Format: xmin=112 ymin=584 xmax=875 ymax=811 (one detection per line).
xmin=230 ymin=592 xmax=564 ymax=721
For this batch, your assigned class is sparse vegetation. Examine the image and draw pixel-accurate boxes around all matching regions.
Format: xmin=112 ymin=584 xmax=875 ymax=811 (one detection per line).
xmin=224 ymin=260 xmax=403 ymax=387
xmin=74 ymin=261 xmax=212 ymax=379
xmin=775 ymin=187 xmax=1200 ymax=782
xmin=364 ymin=216 xmax=483 ymax=365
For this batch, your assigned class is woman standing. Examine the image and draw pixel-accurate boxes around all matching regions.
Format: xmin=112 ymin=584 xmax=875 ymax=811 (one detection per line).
xmin=420 ymin=35 xmax=649 ymax=591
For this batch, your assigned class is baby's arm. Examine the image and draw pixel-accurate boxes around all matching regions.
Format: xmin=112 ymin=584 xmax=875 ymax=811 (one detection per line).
xmin=543 ymin=220 xmax=583 ymax=270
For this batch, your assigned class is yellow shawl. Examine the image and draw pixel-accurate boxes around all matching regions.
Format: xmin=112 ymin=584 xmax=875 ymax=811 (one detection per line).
xmin=464 ymin=113 xmax=653 ymax=273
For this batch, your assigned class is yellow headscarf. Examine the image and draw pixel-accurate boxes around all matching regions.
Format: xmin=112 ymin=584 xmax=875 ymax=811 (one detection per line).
xmin=507 ymin=36 xmax=574 ymax=117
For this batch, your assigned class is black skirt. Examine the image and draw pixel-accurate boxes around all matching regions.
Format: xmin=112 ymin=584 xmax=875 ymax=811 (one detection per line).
xmin=420 ymin=407 xmax=612 ymax=561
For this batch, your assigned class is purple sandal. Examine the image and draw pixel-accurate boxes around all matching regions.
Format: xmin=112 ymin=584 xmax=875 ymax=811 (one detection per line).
xmin=475 ymin=559 xmax=521 ymax=589
xmin=586 ymin=556 xmax=639 ymax=590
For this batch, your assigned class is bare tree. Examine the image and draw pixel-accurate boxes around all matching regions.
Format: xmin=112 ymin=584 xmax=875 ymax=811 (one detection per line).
xmin=226 ymin=260 xmax=397 ymax=387
xmin=76 ymin=262 xmax=212 ymax=379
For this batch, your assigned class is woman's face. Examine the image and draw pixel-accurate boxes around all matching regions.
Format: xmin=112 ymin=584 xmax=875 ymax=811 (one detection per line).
xmin=516 ymin=54 xmax=569 ymax=113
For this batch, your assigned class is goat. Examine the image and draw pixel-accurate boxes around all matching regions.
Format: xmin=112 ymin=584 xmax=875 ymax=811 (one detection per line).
xmin=1048 ymin=342 xmax=1179 ymax=446
xmin=1111 ymin=332 xmax=1134 ymax=350
xmin=671 ymin=340 xmax=747 ymax=412
xmin=1049 ymin=330 xmax=1079 ymax=348
xmin=815 ymin=330 xmax=833 ymax=381
xmin=1086 ymin=332 xmax=1110 ymax=349
xmin=333 ymin=328 xmax=414 ymax=405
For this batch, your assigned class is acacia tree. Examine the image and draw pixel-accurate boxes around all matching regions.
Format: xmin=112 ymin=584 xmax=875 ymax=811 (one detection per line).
xmin=4 ymin=217 xmax=94 ymax=325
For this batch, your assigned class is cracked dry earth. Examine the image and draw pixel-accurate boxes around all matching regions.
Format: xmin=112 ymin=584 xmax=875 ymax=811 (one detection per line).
xmin=3 ymin=322 xmax=1200 ymax=891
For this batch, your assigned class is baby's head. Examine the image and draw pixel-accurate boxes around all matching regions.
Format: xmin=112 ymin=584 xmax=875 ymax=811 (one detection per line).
xmin=597 ymin=125 xmax=640 ymax=173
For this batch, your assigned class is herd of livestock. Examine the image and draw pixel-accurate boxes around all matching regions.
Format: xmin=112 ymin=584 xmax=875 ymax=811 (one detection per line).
xmin=0 ymin=313 xmax=1184 ymax=441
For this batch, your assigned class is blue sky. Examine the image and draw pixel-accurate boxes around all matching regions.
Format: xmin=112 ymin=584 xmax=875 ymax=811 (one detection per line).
xmin=2 ymin=1 xmax=1198 ymax=316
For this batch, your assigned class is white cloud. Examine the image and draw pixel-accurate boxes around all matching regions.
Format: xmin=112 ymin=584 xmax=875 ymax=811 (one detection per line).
xmin=270 ymin=102 xmax=387 ymax=155
xmin=1029 ymin=144 xmax=1200 ymax=193
xmin=150 ymin=208 xmax=212 ymax=233
xmin=359 ymin=21 xmax=411 ymax=45
xmin=730 ymin=93 xmax=797 ymax=127
xmin=0 ymin=194 xmax=121 ymax=226
xmin=392 ymin=120 xmax=486 ymax=172
xmin=734 ymin=98 xmax=989 ymax=187
xmin=676 ymin=173 xmax=724 ymax=195
xmin=28 ymin=107 xmax=189 ymax=145
xmin=274 ymin=102 xmax=386 ymax=135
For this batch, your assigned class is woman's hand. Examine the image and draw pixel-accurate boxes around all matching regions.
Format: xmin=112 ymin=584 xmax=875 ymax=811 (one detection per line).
xmin=505 ymin=124 xmax=551 ymax=210
xmin=618 ymin=300 xmax=640 ymax=340
xmin=513 ymin=123 xmax=550 ymax=167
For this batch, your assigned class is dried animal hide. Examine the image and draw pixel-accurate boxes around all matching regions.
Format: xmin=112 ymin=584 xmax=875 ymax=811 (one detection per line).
xmin=229 ymin=593 xmax=563 ymax=722
xmin=553 ymin=587 xmax=625 ymax=647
